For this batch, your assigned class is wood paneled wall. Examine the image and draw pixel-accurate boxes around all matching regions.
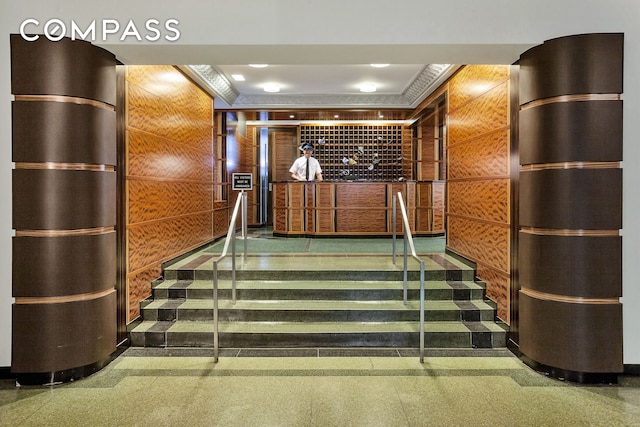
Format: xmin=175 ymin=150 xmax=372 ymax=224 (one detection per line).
xmin=446 ymin=65 xmax=512 ymax=323
xmin=233 ymin=124 xmax=259 ymax=225
xmin=125 ymin=65 xmax=216 ymax=322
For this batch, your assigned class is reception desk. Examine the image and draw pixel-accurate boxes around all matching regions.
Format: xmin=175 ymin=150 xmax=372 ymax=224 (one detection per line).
xmin=272 ymin=181 xmax=444 ymax=236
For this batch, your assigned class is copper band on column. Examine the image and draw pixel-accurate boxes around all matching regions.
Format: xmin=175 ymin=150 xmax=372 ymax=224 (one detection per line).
xmin=11 ymin=34 xmax=117 ymax=382
xmin=517 ymin=33 xmax=623 ymax=379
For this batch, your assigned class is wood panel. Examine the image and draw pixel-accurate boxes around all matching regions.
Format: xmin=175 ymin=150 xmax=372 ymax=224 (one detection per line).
xmin=337 ymin=210 xmax=386 ymax=233
xmin=336 ymin=183 xmax=386 ymax=207
xmin=448 ymin=65 xmax=510 ymax=111
xmin=447 ymin=215 xmax=509 ymax=273
xmin=448 ymin=81 xmax=509 ymax=145
xmin=272 ymin=181 xmax=443 ymax=236
xmin=127 ymin=211 xmax=213 ymax=274
xmin=128 ymin=180 xmax=213 ymax=223
xmin=272 ymin=130 xmax=298 ymax=182
xmin=447 ymin=129 xmax=509 ymax=179
xmin=316 ymin=184 xmax=336 ymax=233
xmin=127 ymin=265 xmax=162 ymax=321
xmin=448 ymin=180 xmax=509 ymax=224
xmin=416 ymin=181 xmax=445 ymax=234
xmin=445 ymin=65 xmax=511 ymax=323
xmin=127 ymin=83 xmax=211 ymax=149
xmin=477 ymin=266 xmax=509 ymax=322
xmin=273 ymin=184 xmax=287 ymax=233
xmin=128 ymin=130 xmax=213 ymax=181
xmin=288 ymin=184 xmax=305 ymax=233
xmin=125 ymin=65 xmax=216 ymax=323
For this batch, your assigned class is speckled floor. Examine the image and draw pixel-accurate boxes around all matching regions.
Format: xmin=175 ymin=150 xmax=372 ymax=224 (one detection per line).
xmin=2 ymin=348 xmax=639 ymax=426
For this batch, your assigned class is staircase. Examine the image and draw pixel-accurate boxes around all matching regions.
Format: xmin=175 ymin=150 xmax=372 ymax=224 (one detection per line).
xmin=130 ymin=251 xmax=507 ymax=350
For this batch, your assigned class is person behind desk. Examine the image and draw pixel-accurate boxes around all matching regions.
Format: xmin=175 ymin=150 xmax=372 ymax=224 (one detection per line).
xmin=290 ymin=143 xmax=323 ymax=181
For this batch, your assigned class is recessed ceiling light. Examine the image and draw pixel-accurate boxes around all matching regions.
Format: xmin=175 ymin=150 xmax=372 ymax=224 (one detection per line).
xmin=249 ymin=64 xmax=268 ymax=68
xmin=360 ymin=83 xmax=377 ymax=93
xmin=334 ymin=114 xmax=339 ymax=119
xmin=370 ymin=64 xmax=390 ymax=68
xmin=231 ymin=74 xmax=245 ymax=81
xmin=263 ymin=83 xmax=280 ymax=93
xmin=289 ymin=115 xmax=295 ymax=118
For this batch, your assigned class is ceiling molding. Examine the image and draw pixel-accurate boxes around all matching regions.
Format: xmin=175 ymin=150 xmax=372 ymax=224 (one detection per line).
xmin=185 ymin=63 xmax=456 ymax=109
xmin=181 ymin=64 xmax=240 ymax=106
xmin=231 ymin=93 xmax=411 ymax=108
xmin=402 ymin=64 xmax=455 ymax=107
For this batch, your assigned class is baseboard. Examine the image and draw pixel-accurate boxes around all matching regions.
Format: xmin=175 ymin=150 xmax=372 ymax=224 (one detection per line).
xmin=624 ymin=364 xmax=640 ymax=376
xmin=0 ymin=366 xmax=15 ymax=380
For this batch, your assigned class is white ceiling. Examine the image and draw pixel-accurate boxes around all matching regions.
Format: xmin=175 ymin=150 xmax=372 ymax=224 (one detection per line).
xmin=181 ymin=62 xmax=457 ymax=111
xmin=215 ymin=64 xmax=425 ymax=95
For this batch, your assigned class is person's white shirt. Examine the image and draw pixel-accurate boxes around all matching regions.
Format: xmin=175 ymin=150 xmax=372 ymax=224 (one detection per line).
xmin=290 ymin=149 xmax=323 ymax=181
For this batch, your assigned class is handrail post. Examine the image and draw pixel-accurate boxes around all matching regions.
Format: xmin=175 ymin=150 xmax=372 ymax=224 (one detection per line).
xmin=242 ymin=191 xmax=248 ymax=262
xmin=403 ymin=231 xmax=408 ymax=306
xmin=392 ymin=194 xmax=396 ymax=264
xmin=211 ymin=192 xmax=244 ymax=361
xmin=232 ymin=218 xmax=237 ymax=305
xmin=213 ymin=260 xmax=219 ymax=363
xmin=419 ymin=259 xmax=425 ymax=364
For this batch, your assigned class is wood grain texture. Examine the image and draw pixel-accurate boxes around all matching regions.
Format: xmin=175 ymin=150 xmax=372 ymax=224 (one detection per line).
xmin=445 ymin=65 xmax=512 ymax=324
xmin=336 ymin=183 xmax=387 ymax=207
xmin=477 ymin=265 xmax=510 ymax=322
xmin=126 ymin=83 xmax=212 ymax=150
xmin=126 ymin=66 xmax=212 ymax=119
xmin=128 ymin=180 xmax=213 ymax=224
xmin=125 ymin=65 xmax=216 ymax=324
xmin=448 ymin=180 xmax=509 ymax=223
xmin=127 ymin=130 xmax=213 ymax=181
xmin=337 ymin=209 xmax=386 ymax=233
xmin=447 ymin=215 xmax=509 ymax=273
xmin=127 ymin=211 xmax=213 ymax=273
xmin=448 ymin=129 xmax=510 ymax=179
xmin=448 ymin=81 xmax=509 ymax=145
xmin=448 ymin=65 xmax=510 ymax=112
xmin=127 ymin=265 xmax=162 ymax=322
xmin=213 ymin=205 xmax=229 ymax=238
xmin=273 ymin=184 xmax=287 ymax=233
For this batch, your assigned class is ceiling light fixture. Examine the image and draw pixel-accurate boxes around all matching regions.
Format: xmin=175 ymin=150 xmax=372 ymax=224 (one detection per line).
xmin=249 ymin=64 xmax=268 ymax=68
xmin=359 ymin=83 xmax=377 ymax=93
xmin=231 ymin=74 xmax=245 ymax=81
xmin=370 ymin=64 xmax=390 ymax=68
xmin=263 ymin=83 xmax=281 ymax=93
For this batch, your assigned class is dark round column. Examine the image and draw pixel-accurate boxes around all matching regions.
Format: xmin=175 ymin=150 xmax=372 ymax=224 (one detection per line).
xmin=10 ymin=35 xmax=117 ymax=384
xmin=518 ymin=33 xmax=623 ymax=382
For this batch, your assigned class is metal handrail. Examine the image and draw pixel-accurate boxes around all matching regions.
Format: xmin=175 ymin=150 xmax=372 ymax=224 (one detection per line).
xmin=392 ymin=192 xmax=426 ymax=363
xmin=213 ymin=191 xmax=248 ymax=362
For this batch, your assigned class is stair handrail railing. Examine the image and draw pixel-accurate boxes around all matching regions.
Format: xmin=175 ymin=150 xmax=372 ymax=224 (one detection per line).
xmin=392 ymin=192 xmax=426 ymax=363
xmin=213 ymin=191 xmax=248 ymax=363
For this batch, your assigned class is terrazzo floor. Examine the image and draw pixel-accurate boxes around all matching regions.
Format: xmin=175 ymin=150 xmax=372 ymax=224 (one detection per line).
xmin=2 ymin=348 xmax=639 ymax=426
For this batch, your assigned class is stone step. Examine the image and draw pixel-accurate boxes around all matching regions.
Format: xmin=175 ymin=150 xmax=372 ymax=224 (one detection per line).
xmin=162 ymin=254 xmax=476 ymax=282
xmin=151 ymin=279 xmax=486 ymax=301
xmin=130 ymin=320 xmax=507 ymax=349
xmin=141 ymin=298 xmax=497 ymax=323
